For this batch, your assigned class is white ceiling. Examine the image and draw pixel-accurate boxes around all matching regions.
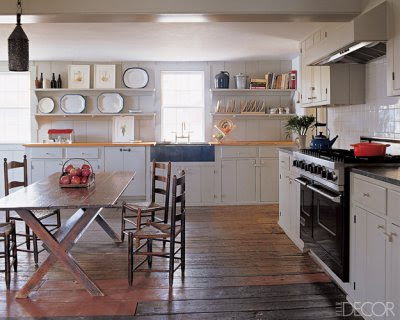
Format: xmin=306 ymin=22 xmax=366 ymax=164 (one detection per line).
xmin=0 ymin=22 xmax=329 ymax=61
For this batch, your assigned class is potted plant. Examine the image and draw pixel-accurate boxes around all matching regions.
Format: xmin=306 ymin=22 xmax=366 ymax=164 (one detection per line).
xmin=285 ymin=115 xmax=315 ymax=149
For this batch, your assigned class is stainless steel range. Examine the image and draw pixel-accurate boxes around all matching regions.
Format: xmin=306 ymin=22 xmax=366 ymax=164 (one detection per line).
xmin=293 ymin=144 xmax=400 ymax=283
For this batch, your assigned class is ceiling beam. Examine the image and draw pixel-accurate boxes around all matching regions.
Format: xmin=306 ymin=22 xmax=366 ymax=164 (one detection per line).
xmin=0 ymin=0 xmax=363 ymax=23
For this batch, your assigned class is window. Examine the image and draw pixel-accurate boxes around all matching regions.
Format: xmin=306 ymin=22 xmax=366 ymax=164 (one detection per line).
xmin=0 ymin=72 xmax=30 ymax=143
xmin=161 ymin=71 xmax=204 ymax=142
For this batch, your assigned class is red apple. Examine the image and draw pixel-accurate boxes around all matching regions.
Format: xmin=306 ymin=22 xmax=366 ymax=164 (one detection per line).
xmin=81 ymin=164 xmax=90 ymax=171
xmin=60 ymin=175 xmax=71 ymax=185
xmin=65 ymin=164 xmax=74 ymax=174
xmin=71 ymin=176 xmax=81 ymax=184
xmin=81 ymin=168 xmax=91 ymax=177
xmin=70 ymin=168 xmax=82 ymax=176
xmin=81 ymin=176 xmax=88 ymax=184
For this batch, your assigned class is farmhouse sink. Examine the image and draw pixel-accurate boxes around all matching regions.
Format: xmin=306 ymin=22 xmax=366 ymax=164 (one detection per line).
xmin=150 ymin=144 xmax=215 ymax=162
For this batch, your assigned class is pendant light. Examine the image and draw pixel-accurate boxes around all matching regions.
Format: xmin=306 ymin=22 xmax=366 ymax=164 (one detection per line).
xmin=8 ymin=0 xmax=29 ymax=71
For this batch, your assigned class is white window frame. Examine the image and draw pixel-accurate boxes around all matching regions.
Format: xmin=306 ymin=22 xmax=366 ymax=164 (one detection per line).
xmin=0 ymin=71 xmax=31 ymax=144
xmin=160 ymin=70 xmax=205 ymax=143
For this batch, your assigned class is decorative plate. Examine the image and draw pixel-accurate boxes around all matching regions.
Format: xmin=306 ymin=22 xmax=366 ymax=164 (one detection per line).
xmin=60 ymin=94 xmax=86 ymax=114
xmin=97 ymin=93 xmax=124 ymax=114
xmin=123 ymin=68 xmax=149 ymax=89
xmin=38 ymin=97 xmax=55 ymax=114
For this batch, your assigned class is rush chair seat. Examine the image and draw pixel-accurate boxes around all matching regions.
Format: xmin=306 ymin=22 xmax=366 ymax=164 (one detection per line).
xmin=128 ymin=171 xmax=186 ymax=288
xmin=121 ymin=161 xmax=171 ymax=242
xmin=0 ymin=221 xmax=17 ymax=289
xmin=4 ymin=156 xmax=61 ymax=265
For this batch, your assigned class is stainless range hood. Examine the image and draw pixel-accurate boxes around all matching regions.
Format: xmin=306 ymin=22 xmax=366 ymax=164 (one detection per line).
xmin=306 ymin=2 xmax=387 ymax=66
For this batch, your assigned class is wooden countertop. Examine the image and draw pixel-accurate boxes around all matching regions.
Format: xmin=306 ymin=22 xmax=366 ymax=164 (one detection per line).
xmin=23 ymin=142 xmax=156 ymax=147
xmin=209 ymin=140 xmax=295 ymax=146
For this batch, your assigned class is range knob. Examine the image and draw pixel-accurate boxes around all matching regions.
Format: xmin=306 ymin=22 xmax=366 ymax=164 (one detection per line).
xmin=292 ymin=160 xmax=298 ymax=167
xmin=300 ymin=161 xmax=306 ymax=169
xmin=327 ymin=171 xmax=338 ymax=181
xmin=321 ymin=168 xmax=327 ymax=178
xmin=315 ymin=165 xmax=322 ymax=174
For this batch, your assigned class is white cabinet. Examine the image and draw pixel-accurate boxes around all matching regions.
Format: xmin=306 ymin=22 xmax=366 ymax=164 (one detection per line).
xmin=167 ymin=162 xmax=215 ymax=205
xmin=388 ymin=223 xmax=400 ymax=320
xmin=349 ymin=173 xmax=400 ymax=320
xmin=218 ymin=146 xmax=280 ymax=204
xmin=221 ymin=158 xmax=257 ymax=204
xmin=387 ymin=0 xmax=400 ymax=96
xmin=279 ymin=168 xmax=292 ymax=233
xmin=351 ymin=205 xmax=387 ymax=320
xmin=104 ymin=147 xmax=146 ymax=197
xmin=260 ymin=158 xmax=279 ymax=202
xmin=278 ymin=151 xmax=301 ymax=248
xmin=300 ymin=63 xmax=365 ymax=107
xmin=31 ymin=159 xmax=64 ymax=183
xmin=237 ymin=159 xmax=257 ymax=203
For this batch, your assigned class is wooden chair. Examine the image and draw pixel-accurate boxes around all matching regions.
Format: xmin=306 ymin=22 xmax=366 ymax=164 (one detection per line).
xmin=128 ymin=170 xmax=185 ymax=287
xmin=0 ymin=221 xmax=17 ymax=289
xmin=4 ymin=156 xmax=61 ymax=265
xmin=121 ymin=161 xmax=171 ymax=242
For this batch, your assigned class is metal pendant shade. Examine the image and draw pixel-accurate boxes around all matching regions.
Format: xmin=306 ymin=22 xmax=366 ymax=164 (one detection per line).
xmin=8 ymin=2 xmax=29 ymax=72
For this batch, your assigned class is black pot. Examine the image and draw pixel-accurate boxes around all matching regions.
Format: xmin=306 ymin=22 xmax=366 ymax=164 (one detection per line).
xmin=215 ymin=71 xmax=230 ymax=89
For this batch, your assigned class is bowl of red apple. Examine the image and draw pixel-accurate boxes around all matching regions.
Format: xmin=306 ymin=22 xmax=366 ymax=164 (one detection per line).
xmin=59 ymin=158 xmax=95 ymax=188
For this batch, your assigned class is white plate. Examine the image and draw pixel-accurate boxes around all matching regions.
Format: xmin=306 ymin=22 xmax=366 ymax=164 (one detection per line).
xmin=97 ymin=93 xmax=124 ymax=113
xmin=60 ymin=95 xmax=86 ymax=114
xmin=123 ymin=68 xmax=149 ymax=89
xmin=38 ymin=97 xmax=55 ymax=114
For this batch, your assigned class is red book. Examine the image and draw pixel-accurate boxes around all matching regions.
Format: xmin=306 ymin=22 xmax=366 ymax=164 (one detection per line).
xmin=289 ymin=70 xmax=297 ymax=89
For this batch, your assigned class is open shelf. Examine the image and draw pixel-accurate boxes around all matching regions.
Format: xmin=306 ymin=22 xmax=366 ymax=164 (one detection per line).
xmin=34 ymin=88 xmax=155 ymax=93
xmin=210 ymin=113 xmax=294 ymax=118
xmin=210 ymin=89 xmax=295 ymax=94
xmin=34 ymin=112 xmax=156 ymax=118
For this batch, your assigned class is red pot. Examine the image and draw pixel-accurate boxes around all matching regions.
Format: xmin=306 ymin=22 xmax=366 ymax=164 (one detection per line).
xmin=351 ymin=142 xmax=390 ymax=157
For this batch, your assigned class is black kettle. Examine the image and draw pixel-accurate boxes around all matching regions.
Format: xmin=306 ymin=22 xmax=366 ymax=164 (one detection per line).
xmin=215 ymin=71 xmax=230 ymax=89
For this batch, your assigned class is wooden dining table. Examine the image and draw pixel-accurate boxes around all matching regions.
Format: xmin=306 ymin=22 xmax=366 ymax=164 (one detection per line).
xmin=0 ymin=171 xmax=135 ymax=299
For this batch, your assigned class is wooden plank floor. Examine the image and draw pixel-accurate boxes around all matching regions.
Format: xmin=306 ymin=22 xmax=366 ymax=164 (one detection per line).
xmin=0 ymin=205 xmax=354 ymax=319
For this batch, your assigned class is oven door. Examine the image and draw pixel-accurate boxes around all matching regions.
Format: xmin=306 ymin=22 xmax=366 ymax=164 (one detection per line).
xmin=307 ymin=182 xmax=347 ymax=281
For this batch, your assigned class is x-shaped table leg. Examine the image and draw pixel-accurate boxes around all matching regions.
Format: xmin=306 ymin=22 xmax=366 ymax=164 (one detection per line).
xmin=16 ymin=208 xmax=104 ymax=298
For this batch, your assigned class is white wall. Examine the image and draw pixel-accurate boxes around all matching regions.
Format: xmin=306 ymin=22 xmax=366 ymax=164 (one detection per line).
xmin=327 ymin=57 xmax=400 ymax=149
xmin=32 ymin=60 xmax=294 ymax=143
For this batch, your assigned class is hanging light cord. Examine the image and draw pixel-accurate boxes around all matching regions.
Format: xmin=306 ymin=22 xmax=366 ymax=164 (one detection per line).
xmin=16 ymin=0 xmax=22 ymax=24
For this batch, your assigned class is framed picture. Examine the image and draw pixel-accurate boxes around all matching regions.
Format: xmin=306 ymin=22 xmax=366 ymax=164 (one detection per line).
xmin=68 ymin=65 xmax=90 ymax=89
xmin=112 ymin=116 xmax=135 ymax=142
xmin=94 ymin=64 xmax=116 ymax=89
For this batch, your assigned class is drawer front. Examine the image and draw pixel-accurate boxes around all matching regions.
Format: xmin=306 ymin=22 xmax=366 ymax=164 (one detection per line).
xmin=353 ymin=177 xmax=387 ymax=215
xmin=31 ymin=148 xmax=63 ymax=159
xmin=259 ymin=147 xmax=278 ymax=158
xmin=220 ymin=147 xmax=258 ymax=158
xmin=388 ymin=189 xmax=400 ymax=221
xmin=279 ymin=153 xmax=290 ymax=170
xmin=66 ymin=147 xmax=99 ymax=159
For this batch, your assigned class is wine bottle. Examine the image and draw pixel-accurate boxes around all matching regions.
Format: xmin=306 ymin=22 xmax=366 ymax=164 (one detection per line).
xmin=57 ymin=74 xmax=62 ymax=88
xmin=51 ymin=73 xmax=57 ymax=88
xmin=39 ymin=73 xmax=43 ymax=88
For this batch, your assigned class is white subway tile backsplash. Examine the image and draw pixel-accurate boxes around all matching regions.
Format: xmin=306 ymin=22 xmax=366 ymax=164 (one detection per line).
xmin=327 ymin=57 xmax=400 ymax=149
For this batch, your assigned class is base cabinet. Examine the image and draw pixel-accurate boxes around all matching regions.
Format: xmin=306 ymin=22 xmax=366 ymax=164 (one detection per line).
xmin=260 ymin=158 xmax=279 ymax=202
xmin=104 ymin=147 xmax=146 ymax=198
xmin=278 ymin=151 xmax=301 ymax=247
xmin=350 ymin=173 xmax=400 ymax=320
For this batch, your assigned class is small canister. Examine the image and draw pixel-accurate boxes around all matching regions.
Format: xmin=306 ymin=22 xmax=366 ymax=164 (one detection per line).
xmin=234 ymin=73 xmax=248 ymax=89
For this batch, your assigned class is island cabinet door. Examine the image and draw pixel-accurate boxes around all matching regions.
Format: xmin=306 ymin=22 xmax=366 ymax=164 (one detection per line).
xmin=31 ymin=159 xmax=63 ymax=183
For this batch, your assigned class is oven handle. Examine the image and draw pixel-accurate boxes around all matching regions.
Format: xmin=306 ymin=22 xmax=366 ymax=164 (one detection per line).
xmin=307 ymin=184 xmax=342 ymax=203
xmin=294 ymin=177 xmax=310 ymax=186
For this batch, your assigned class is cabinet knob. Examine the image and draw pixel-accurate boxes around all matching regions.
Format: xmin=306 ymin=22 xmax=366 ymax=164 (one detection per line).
xmin=362 ymin=192 xmax=370 ymax=198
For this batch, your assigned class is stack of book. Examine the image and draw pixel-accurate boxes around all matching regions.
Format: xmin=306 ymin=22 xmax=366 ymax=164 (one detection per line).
xmin=265 ymin=71 xmax=297 ymax=90
xmin=249 ymin=78 xmax=267 ymax=89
